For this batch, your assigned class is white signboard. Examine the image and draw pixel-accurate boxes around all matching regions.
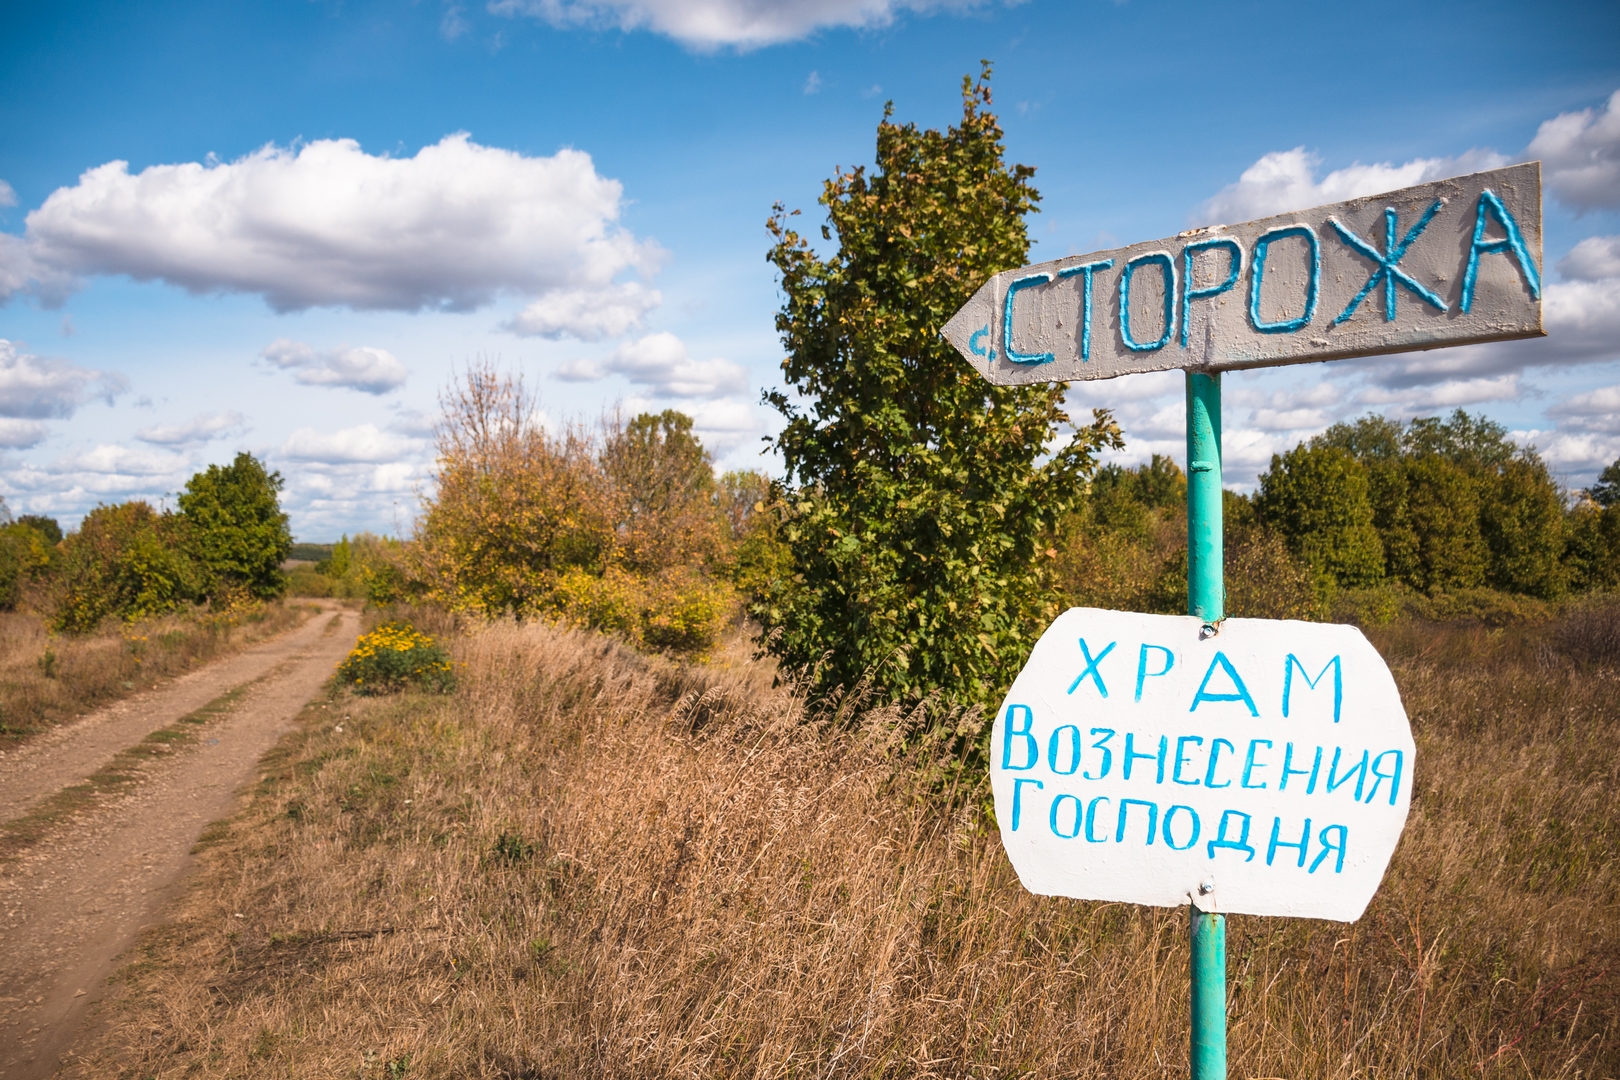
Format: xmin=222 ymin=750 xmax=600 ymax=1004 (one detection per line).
xmin=944 ymin=163 xmax=1543 ymax=385
xmin=991 ymin=608 xmax=1414 ymax=922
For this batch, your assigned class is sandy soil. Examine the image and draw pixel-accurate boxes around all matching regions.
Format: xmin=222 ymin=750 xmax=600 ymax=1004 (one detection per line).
xmin=0 ymin=606 xmax=361 ymax=1079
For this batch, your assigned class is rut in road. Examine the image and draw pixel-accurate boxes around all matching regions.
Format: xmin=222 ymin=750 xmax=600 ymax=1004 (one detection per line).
xmin=0 ymin=605 xmax=361 ymax=1080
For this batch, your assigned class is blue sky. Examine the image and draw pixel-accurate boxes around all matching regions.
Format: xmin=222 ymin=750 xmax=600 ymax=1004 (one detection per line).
xmin=2 ymin=0 xmax=1618 ymax=539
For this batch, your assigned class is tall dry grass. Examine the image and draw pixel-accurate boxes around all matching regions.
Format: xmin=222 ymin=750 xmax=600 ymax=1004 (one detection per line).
xmin=66 ymin=605 xmax=1619 ymax=1078
xmin=0 ymin=601 xmax=314 ymax=747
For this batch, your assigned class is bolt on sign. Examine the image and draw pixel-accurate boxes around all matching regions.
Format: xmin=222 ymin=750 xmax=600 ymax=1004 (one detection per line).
xmin=991 ymin=609 xmax=1414 ymax=922
xmin=943 ymin=163 xmax=1543 ymax=384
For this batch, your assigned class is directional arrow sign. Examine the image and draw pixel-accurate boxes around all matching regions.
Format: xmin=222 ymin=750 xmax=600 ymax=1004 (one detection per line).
xmin=944 ymin=163 xmax=1543 ymax=384
xmin=991 ymin=608 xmax=1414 ymax=922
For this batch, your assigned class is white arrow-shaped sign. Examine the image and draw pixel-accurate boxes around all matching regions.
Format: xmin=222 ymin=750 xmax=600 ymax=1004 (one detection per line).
xmin=943 ymin=162 xmax=1544 ymax=384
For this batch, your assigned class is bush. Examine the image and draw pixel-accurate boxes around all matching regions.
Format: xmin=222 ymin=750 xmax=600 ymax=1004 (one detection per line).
xmin=15 ymin=515 xmax=63 ymax=545
xmin=0 ymin=521 xmax=57 ymax=611
xmin=415 ymin=367 xmax=615 ymax=618
xmin=1566 ymin=501 xmax=1620 ymax=592
xmin=1311 ymin=410 xmax=1573 ymax=598
xmin=285 ymin=565 xmax=334 ymax=598
xmin=553 ymin=565 xmax=734 ymax=657
xmin=38 ymin=456 xmax=291 ymax=632
xmin=1405 ymin=455 xmax=1488 ymax=591
xmin=718 ymin=471 xmax=791 ymax=602
xmin=1481 ymin=457 xmax=1567 ymax=598
xmin=52 ymin=502 xmax=207 ymax=634
xmin=1055 ymin=462 xmax=1321 ymax=622
xmin=414 ymin=365 xmax=744 ymax=657
xmin=1331 ymin=582 xmax=1552 ymax=628
xmin=1225 ymin=526 xmax=1323 ymax=620
xmin=600 ymin=409 xmax=725 ymax=576
xmin=300 ymin=534 xmax=415 ymax=603
xmin=336 ymin=622 xmax=456 ymax=695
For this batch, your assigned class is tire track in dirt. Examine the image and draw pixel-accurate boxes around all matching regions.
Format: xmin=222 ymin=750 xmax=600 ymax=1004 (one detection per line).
xmin=0 ymin=606 xmax=361 ymax=1079
xmin=0 ymin=608 xmax=343 ymax=824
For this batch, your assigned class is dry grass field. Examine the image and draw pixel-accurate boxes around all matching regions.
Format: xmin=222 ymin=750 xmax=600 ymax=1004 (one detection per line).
xmin=62 ymin=602 xmax=1620 ymax=1079
xmin=0 ymin=602 xmax=314 ymax=750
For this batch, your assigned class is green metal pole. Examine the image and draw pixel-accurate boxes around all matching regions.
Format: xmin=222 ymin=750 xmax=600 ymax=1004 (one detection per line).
xmin=1185 ymin=370 xmax=1227 ymax=1080
xmin=1191 ymin=907 xmax=1227 ymax=1080
xmin=1186 ymin=371 xmax=1223 ymax=626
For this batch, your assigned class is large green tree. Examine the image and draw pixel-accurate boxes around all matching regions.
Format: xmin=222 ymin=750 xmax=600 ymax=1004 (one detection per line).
xmin=1482 ymin=457 xmax=1567 ymax=597
xmin=1314 ymin=416 xmax=1418 ymax=582
xmin=1255 ymin=444 xmax=1385 ymax=591
xmin=757 ymin=66 xmax=1121 ymax=711
xmin=1405 ymin=455 xmax=1489 ymax=591
xmin=178 ymin=452 xmax=293 ymax=600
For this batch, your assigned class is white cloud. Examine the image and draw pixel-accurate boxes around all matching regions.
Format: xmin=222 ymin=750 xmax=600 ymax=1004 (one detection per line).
xmin=0 ymin=339 xmax=127 ymax=419
xmin=20 ymin=133 xmax=658 ymax=314
xmin=1559 ymin=235 xmax=1620 ymax=282
xmin=1513 ymin=428 xmax=1620 ymax=478
xmin=686 ymin=398 xmax=769 ymax=454
xmin=441 ymin=4 xmax=470 ymax=39
xmin=489 ymin=0 xmax=986 ymax=49
xmin=271 ymin=425 xmax=434 ymax=538
xmin=0 ymin=234 xmax=36 ymax=301
xmin=388 ymin=409 xmax=439 ymax=438
xmin=260 ymin=338 xmax=409 ymax=394
xmin=0 ymin=442 xmax=201 ymax=523
xmin=1547 ymin=384 xmax=1620 ymax=436
xmin=279 ymin=424 xmax=420 ymax=464
xmin=502 ymin=282 xmax=661 ymax=340
xmin=803 ymin=70 xmax=821 ymax=94
xmin=275 ymin=460 xmax=429 ymax=540
xmin=1248 ymin=405 xmax=1332 ymax=432
xmin=1065 ymin=370 xmax=1186 ymax=454
xmin=1542 ymin=277 xmax=1620 ymax=359
xmin=54 ymin=443 xmax=188 ymax=477
xmin=0 ymin=232 xmax=76 ymax=306
xmin=1193 ymin=147 xmax=1509 ymax=225
xmin=558 ymin=331 xmax=749 ymax=398
xmin=1355 ymin=374 xmax=1522 ymax=409
xmin=1221 ymin=427 xmax=1295 ymax=480
xmin=135 ymin=410 xmax=245 ymax=446
xmin=0 ymin=180 xmax=15 ymax=208
xmin=1225 ymin=381 xmax=1343 ymax=433
xmin=0 ymin=419 xmax=47 ymax=449
xmin=1526 ymin=89 xmax=1620 ymax=212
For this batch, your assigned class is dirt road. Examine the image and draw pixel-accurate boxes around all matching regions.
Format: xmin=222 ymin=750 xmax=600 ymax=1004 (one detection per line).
xmin=0 ymin=606 xmax=361 ymax=1078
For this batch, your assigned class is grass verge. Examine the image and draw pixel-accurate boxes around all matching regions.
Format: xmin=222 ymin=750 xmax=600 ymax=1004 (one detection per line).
xmin=60 ymin=607 xmax=1620 ymax=1078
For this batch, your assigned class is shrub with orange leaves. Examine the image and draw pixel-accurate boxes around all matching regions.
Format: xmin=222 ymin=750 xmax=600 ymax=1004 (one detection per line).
xmin=413 ymin=365 xmax=771 ymax=657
